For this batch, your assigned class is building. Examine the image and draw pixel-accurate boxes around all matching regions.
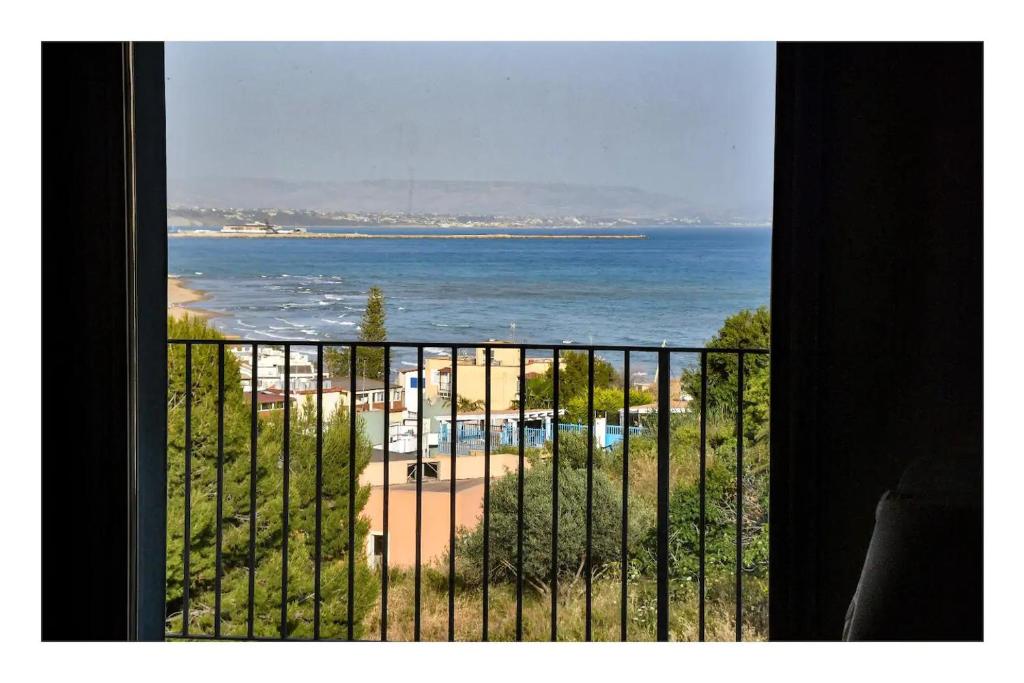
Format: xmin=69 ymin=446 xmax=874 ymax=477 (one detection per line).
xmin=220 ymin=222 xmax=277 ymax=234
xmin=405 ymin=342 xmax=558 ymax=411
xmin=292 ymin=376 xmax=404 ymax=417
xmin=364 ymin=480 xmax=485 ymax=569
xmin=233 ymin=345 xmax=321 ymax=392
xmin=362 ymin=449 xmax=526 ymax=568
xmin=242 ymin=388 xmax=289 ymax=412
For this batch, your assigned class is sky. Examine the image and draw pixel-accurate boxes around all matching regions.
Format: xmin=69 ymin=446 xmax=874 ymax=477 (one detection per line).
xmin=165 ymin=42 xmax=776 ymax=214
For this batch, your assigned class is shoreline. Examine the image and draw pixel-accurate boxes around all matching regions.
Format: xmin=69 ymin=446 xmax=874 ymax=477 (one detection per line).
xmin=168 ymin=276 xmax=221 ymax=321
xmin=169 ymin=231 xmax=646 ymax=240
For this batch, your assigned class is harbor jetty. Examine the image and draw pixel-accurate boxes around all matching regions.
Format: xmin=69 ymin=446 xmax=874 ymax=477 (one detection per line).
xmin=169 ymin=230 xmax=645 ymax=240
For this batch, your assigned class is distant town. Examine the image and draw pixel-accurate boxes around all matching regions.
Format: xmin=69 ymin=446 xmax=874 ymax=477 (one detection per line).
xmin=167 ymin=206 xmax=769 ymax=230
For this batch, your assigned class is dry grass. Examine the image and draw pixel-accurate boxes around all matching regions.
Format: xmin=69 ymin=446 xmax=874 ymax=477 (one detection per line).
xmin=363 ymin=564 xmax=767 ymax=642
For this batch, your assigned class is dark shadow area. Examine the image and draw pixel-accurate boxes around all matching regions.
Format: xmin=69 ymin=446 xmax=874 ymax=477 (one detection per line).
xmin=770 ymin=42 xmax=982 ymax=640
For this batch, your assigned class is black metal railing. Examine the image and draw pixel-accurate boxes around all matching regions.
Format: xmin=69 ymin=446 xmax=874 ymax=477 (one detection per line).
xmin=164 ymin=339 xmax=768 ymax=642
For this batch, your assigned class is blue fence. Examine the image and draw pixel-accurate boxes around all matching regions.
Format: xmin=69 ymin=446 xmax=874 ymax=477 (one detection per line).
xmin=437 ymin=420 xmax=647 ymax=453
xmin=603 ymin=424 xmax=645 ymax=447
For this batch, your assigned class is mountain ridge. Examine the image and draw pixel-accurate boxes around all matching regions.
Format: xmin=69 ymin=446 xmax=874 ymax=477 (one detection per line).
xmin=168 ymin=176 xmax=768 ymax=224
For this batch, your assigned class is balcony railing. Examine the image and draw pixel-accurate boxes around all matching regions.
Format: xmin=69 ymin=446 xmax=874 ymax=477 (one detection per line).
xmin=164 ymin=339 xmax=768 ymax=642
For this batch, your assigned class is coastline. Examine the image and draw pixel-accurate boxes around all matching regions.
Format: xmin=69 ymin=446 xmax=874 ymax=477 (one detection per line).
xmin=169 ymin=231 xmax=646 ymax=240
xmin=168 ymin=276 xmax=220 ymax=321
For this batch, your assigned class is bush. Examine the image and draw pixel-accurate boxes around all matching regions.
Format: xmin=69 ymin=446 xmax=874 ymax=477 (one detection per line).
xmin=455 ymin=460 xmax=639 ymax=593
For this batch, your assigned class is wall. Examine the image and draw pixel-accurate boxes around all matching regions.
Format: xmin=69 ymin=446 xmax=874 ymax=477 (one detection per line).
xmin=359 ymin=452 xmax=523 ymax=487
xmin=770 ymin=43 xmax=982 ymax=639
xmin=42 ymin=42 xmax=167 ymax=640
xmin=364 ymin=483 xmax=486 ymax=568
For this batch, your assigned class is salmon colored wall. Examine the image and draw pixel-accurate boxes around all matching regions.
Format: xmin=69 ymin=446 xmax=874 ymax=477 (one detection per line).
xmin=358 ymin=452 xmax=524 ymax=487
xmin=364 ymin=483 xmax=485 ymax=568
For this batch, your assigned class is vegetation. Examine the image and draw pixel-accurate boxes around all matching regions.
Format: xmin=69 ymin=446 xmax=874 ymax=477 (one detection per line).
xmin=447 ymin=308 xmax=771 ymax=640
xmin=457 ymin=396 xmax=484 ymax=412
xmin=563 ymin=386 xmax=653 ymax=424
xmin=681 ymin=306 xmax=770 ymax=437
xmin=525 ymin=350 xmax=618 ymax=410
xmin=166 ymin=307 xmax=769 ymax=641
xmin=455 ymin=459 xmax=633 ymax=593
xmin=325 ymin=286 xmax=388 ymax=381
xmin=165 ymin=316 xmax=377 ymax=638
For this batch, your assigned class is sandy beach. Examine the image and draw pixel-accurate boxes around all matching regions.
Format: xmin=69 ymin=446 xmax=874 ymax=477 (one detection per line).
xmin=168 ymin=276 xmax=218 ymax=321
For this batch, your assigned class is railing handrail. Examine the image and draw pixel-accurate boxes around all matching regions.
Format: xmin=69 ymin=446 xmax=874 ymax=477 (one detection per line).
xmin=167 ymin=338 xmax=768 ymax=354
xmin=165 ymin=336 xmax=766 ymax=642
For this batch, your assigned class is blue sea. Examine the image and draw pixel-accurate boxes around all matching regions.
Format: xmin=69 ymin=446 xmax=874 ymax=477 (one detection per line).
xmin=168 ymin=226 xmax=770 ymax=371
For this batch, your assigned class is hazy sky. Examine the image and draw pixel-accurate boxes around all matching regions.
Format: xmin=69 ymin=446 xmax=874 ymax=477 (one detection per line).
xmin=166 ymin=42 xmax=775 ymax=213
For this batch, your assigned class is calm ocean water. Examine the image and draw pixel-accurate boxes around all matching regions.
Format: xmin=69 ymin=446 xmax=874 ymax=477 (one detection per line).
xmin=168 ymin=226 xmax=770 ymax=371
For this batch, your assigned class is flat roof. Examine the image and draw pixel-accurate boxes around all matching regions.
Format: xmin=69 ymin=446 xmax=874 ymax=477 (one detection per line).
xmin=439 ymin=408 xmax=560 ymax=420
xmin=384 ymin=478 xmax=487 ymax=494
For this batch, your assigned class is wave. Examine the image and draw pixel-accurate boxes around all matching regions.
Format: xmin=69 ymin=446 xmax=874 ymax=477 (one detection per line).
xmin=236 ymin=320 xmax=257 ymax=329
xmin=274 ymin=318 xmax=306 ymax=327
xmin=253 ymin=330 xmax=294 ymax=340
xmin=320 ymin=318 xmax=355 ymax=326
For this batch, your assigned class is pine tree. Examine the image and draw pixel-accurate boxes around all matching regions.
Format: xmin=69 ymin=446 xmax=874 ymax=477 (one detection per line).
xmin=325 ymin=286 xmax=388 ymax=381
xmin=680 ymin=306 xmax=770 ymax=438
xmin=165 ymin=315 xmax=377 ymax=639
xmin=358 ymin=287 xmax=387 ymax=380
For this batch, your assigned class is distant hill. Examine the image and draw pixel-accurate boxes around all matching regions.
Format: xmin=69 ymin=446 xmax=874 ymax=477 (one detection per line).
xmin=168 ymin=176 xmax=731 ymax=221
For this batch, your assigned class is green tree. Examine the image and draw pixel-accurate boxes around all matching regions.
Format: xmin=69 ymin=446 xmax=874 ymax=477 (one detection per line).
xmin=457 ymin=396 xmax=484 ymax=412
xmin=563 ymin=386 xmax=653 ymax=424
xmin=634 ymin=414 xmax=770 ymax=618
xmin=526 ymin=350 xmax=618 ymax=409
xmin=681 ymin=306 xmax=770 ymax=438
xmin=325 ymin=286 xmax=388 ymax=381
xmin=165 ymin=315 xmax=377 ymax=639
xmin=455 ymin=459 xmax=636 ymax=592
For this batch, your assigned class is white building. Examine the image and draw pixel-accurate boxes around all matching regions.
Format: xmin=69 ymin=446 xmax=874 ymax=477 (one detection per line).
xmin=233 ymin=346 xmax=320 ymax=391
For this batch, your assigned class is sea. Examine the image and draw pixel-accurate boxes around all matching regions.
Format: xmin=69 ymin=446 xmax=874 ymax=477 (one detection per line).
xmin=168 ymin=226 xmax=771 ymax=374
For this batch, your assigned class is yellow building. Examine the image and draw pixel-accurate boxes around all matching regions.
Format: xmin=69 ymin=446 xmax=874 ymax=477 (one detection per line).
xmin=420 ymin=341 xmax=559 ymax=411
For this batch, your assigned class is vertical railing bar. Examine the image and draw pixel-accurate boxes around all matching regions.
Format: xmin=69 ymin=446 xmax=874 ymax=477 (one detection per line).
xmin=247 ymin=343 xmax=258 ymax=639
xmin=482 ymin=347 xmax=492 ymax=641
xmin=515 ymin=347 xmax=526 ymax=641
xmin=280 ymin=344 xmax=291 ymax=639
xmin=414 ymin=345 xmax=424 ymax=641
xmin=381 ymin=346 xmax=391 ymax=642
xmin=656 ymin=349 xmax=670 ymax=641
xmin=550 ymin=348 xmax=560 ymax=642
xmin=348 ymin=345 xmax=357 ymax=640
xmin=585 ymin=349 xmax=594 ymax=641
xmin=620 ymin=351 xmax=630 ymax=642
xmin=449 ymin=346 xmax=458 ymax=641
xmin=699 ymin=351 xmax=708 ymax=642
xmin=181 ymin=343 xmax=192 ymax=637
xmin=735 ymin=351 xmax=745 ymax=642
xmin=313 ymin=344 xmax=324 ymax=640
xmin=214 ymin=343 xmax=225 ymax=637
